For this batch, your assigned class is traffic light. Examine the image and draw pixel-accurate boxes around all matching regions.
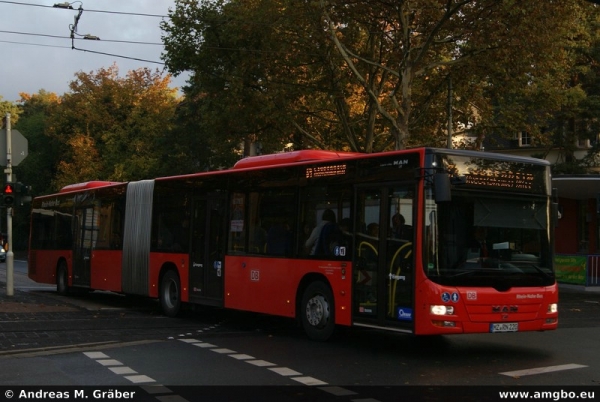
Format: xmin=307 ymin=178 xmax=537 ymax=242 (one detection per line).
xmin=2 ymin=183 xmax=15 ymax=206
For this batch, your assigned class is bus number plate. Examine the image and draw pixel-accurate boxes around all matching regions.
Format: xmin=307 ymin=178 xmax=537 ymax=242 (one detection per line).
xmin=490 ymin=322 xmax=518 ymax=333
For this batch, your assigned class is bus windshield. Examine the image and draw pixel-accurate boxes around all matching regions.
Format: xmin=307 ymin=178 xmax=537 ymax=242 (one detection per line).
xmin=425 ymin=190 xmax=554 ymax=289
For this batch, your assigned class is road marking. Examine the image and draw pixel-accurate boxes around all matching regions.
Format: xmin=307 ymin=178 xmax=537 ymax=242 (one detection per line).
xmin=96 ymin=359 xmax=122 ymax=366
xmin=178 ymin=339 xmax=199 ymax=343
xmin=109 ymin=366 xmax=137 ymax=375
xmin=124 ymin=374 xmax=156 ymax=384
xmin=246 ymin=359 xmax=276 ymax=367
xmin=193 ymin=342 xmax=216 ymax=348
xmin=500 ymin=363 xmax=588 ymax=377
xmin=269 ymin=367 xmax=302 ymax=376
xmin=229 ymin=353 xmax=254 ymax=360
xmin=156 ymin=396 xmax=189 ymax=402
xmin=319 ymin=386 xmax=358 ymax=396
xmin=84 ymin=351 xmax=109 ymax=359
xmin=84 ymin=352 xmax=156 ymax=385
xmin=291 ymin=376 xmax=328 ymax=386
xmin=211 ymin=348 xmax=236 ymax=354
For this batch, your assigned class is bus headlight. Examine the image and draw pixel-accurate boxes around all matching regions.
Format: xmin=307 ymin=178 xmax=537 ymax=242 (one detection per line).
xmin=547 ymin=303 xmax=557 ymax=313
xmin=430 ymin=305 xmax=454 ymax=315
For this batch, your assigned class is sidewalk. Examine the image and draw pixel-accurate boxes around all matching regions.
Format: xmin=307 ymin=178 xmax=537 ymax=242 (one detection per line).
xmin=0 ymin=284 xmax=80 ymax=314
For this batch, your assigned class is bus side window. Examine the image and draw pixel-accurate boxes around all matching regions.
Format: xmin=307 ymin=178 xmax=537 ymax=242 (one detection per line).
xmin=301 ymin=185 xmax=352 ymax=260
xmin=229 ymin=193 xmax=247 ymax=254
xmin=250 ymin=189 xmax=295 ymax=257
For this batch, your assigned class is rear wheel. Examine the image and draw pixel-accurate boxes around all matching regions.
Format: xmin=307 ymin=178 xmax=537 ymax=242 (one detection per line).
xmin=300 ymin=281 xmax=335 ymax=341
xmin=56 ymin=261 xmax=69 ymax=295
xmin=160 ymin=270 xmax=181 ymax=317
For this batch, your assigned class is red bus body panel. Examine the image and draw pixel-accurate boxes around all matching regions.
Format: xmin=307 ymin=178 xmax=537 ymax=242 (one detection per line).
xmin=90 ymin=250 xmax=123 ymax=292
xmin=28 ymin=249 xmax=71 ymax=285
xmin=224 ymin=256 xmax=352 ymax=326
xmin=414 ymin=279 xmax=558 ymax=335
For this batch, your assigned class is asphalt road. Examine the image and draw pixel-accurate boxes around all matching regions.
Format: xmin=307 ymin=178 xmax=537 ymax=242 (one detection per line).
xmin=0 ymin=260 xmax=599 ymax=401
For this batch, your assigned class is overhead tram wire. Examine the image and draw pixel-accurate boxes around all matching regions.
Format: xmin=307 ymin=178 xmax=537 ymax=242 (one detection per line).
xmin=0 ymin=0 xmax=167 ymax=18
xmin=0 ymin=1 xmax=311 ymax=64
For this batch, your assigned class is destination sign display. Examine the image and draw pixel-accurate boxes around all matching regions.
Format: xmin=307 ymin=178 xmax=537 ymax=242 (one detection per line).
xmin=440 ymin=155 xmax=548 ymax=194
xmin=305 ymin=164 xmax=347 ymax=179
xmin=465 ymin=171 xmax=535 ymax=190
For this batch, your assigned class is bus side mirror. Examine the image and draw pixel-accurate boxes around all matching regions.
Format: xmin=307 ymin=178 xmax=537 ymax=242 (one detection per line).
xmin=434 ymin=173 xmax=451 ymax=203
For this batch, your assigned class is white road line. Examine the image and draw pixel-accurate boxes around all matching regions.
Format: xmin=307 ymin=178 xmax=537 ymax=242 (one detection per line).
xmin=268 ymin=367 xmax=302 ymax=376
xmin=109 ymin=366 xmax=137 ymax=375
xmin=192 ymin=342 xmax=216 ymax=348
xmin=175 ymin=338 xmax=334 ymax=390
xmin=211 ymin=348 xmax=236 ymax=354
xmin=318 ymin=386 xmax=358 ymax=396
xmin=291 ymin=376 xmax=328 ymax=386
xmin=178 ymin=339 xmax=201 ymax=344
xmin=229 ymin=353 xmax=254 ymax=360
xmin=500 ymin=363 xmax=588 ymax=377
xmin=156 ymin=395 xmax=189 ymax=402
xmin=84 ymin=352 xmax=109 ymax=359
xmin=124 ymin=374 xmax=156 ymax=384
xmin=95 ymin=359 xmax=122 ymax=366
xmin=246 ymin=359 xmax=276 ymax=367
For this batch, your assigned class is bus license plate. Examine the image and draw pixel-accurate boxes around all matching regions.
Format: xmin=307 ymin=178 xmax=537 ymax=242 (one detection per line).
xmin=490 ymin=322 xmax=518 ymax=333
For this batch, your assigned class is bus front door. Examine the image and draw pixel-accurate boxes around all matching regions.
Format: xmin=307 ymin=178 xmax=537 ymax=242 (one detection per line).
xmin=354 ymin=185 xmax=414 ymax=331
xmin=189 ymin=194 xmax=227 ymax=306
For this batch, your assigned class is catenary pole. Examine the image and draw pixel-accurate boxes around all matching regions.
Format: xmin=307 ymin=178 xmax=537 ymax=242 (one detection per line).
xmin=5 ymin=113 xmax=13 ymax=296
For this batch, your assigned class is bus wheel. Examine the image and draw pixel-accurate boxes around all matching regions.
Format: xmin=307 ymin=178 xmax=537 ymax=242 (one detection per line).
xmin=301 ymin=281 xmax=335 ymax=341
xmin=56 ymin=262 xmax=69 ymax=295
xmin=160 ymin=270 xmax=181 ymax=317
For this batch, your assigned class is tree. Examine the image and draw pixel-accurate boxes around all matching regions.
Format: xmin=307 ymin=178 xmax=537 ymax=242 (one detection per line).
xmin=14 ymin=91 xmax=62 ymax=196
xmin=0 ymin=96 xmax=21 ymax=126
xmin=162 ymin=0 xmax=583 ymax=154
xmin=47 ymin=64 xmax=180 ymax=188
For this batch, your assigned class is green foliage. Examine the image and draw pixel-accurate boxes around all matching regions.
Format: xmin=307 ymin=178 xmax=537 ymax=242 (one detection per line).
xmin=0 ymin=96 xmax=21 ymax=126
xmin=46 ymin=64 xmax=181 ymax=189
xmin=161 ymin=0 xmax=587 ymax=153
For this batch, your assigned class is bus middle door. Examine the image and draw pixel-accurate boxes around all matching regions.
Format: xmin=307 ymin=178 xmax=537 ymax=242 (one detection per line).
xmin=189 ymin=194 xmax=227 ymax=306
xmin=72 ymin=206 xmax=97 ymax=287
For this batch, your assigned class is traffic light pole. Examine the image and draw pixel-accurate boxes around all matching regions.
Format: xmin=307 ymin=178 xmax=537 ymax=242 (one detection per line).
xmin=4 ymin=113 xmax=13 ymax=297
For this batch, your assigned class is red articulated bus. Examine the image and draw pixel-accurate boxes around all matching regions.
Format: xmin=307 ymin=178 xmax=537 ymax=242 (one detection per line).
xmin=28 ymin=148 xmax=558 ymax=340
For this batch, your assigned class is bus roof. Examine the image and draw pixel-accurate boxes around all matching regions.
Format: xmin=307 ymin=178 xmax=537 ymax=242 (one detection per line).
xmin=232 ymin=150 xmax=362 ymax=170
xmin=59 ymin=181 xmax=123 ymax=193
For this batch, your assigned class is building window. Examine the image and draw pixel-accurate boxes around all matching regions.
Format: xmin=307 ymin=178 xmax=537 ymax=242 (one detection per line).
xmin=519 ymin=131 xmax=532 ymax=147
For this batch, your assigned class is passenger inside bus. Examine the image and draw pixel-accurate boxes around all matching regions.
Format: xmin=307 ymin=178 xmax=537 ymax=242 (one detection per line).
xmin=266 ymin=220 xmax=292 ymax=256
xmin=391 ymin=213 xmax=412 ymax=241
xmin=466 ymin=226 xmax=488 ymax=259
xmin=305 ymin=209 xmax=336 ymax=255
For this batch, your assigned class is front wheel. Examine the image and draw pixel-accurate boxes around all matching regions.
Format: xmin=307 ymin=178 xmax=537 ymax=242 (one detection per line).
xmin=300 ymin=281 xmax=335 ymax=341
xmin=160 ymin=270 xmax=181 ymax=317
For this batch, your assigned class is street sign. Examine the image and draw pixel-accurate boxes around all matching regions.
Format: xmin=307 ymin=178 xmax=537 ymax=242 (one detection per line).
xmin=0 ymin=129 xmax=28 ymax=166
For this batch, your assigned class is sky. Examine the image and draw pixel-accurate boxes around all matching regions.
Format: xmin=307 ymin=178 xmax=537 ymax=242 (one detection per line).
xmin=0 ymin=0 xmax=190 ymax=102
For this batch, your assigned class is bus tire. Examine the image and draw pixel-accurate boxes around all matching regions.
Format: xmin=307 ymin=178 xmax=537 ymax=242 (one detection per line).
xmin=300 ymin=281 xmax=335 ymax=341
xmin=56 ymin=262 xmax=69 ymax=295
xmin=160 ymin=270 xmax=181 ymax=317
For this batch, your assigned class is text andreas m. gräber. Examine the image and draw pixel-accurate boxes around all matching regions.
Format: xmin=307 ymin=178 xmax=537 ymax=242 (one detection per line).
xmin=6 ymin=389 xmax=136 ymax=399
